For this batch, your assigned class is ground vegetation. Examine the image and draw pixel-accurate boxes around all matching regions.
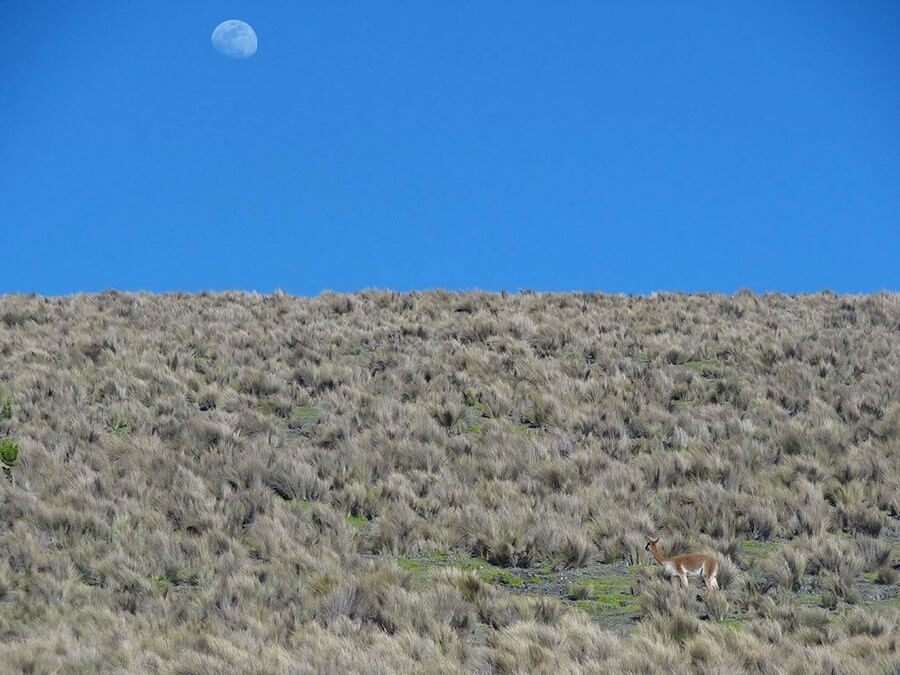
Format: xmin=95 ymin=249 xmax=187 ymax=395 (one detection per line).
xmin=0 ymin=289 xmax=898 ymax=673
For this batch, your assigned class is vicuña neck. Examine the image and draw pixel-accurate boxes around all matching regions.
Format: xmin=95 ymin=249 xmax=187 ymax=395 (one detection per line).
xmin=649 ymin=543 xmax=666 ymax=565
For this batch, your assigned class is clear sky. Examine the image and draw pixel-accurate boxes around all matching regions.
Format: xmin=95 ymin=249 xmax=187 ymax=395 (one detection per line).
xmin=2 ymin=2 xmax=899 ymax=295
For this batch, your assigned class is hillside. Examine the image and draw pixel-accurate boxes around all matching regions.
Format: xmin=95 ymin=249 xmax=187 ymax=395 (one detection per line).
xmin=1 ymin=290 xmax=899 ymax=673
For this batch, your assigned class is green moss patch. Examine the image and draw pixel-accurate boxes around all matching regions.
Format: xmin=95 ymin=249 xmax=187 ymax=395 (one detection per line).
xmin=795 ymin=593 xmax=823 ymax=606
xmin=570 ymin=577 xmax=639 ymax=617
xmin=395 ymin=558 xmax=644 ymax=620
xmin=679 ymin=358 xmax=719 ymax=375
xmin=716 ymin=618 xmax=743 ymax=630
xmin=287 ymin=404 xmax=319 ymax=429
xmin=395 ymin=552 xmax=527 ymax=589
xmin=741 ymin=538 xmax=779 ymax=559
xmin=671 ymin=399 xmax=698 ymax=409
xmin=150 ymin=576 xmax=173 ymax=595
xmin=512 ymin=424 xmax=535 ymax=439
xmin=346 ymin=513 xmax=369 ymax=529
xmin=396 ymin=559 xmax=429 ymax=574
xmin=480 ymin=568 xmax=526 ymax=587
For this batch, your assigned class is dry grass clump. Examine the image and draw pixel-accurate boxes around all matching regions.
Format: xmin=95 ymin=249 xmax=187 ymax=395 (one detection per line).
xmin=757 ymin=544 xmax=808 ymax=592
xmin=0 ymin=289 xmax=898 ymax=671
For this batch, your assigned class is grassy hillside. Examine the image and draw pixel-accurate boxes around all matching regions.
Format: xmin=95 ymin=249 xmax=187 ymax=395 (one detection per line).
xmin=1 ymin=290 xmax=899 ymax=673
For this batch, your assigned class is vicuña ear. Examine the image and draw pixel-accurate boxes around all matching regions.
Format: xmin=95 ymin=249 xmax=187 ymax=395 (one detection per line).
xmin=651 ymin=538 xmax=659 ymax=544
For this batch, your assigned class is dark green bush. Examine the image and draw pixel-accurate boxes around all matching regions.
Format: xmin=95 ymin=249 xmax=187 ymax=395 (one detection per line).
xmin=0 ymin=438 xmax=19 ymax=482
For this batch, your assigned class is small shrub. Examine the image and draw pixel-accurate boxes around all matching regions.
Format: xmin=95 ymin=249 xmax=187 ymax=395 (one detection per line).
xmin=713 ymin=555 xmax=740 ymax=592
xmin=0 ymin=396 xmax=11 ymax=421
xmin=854 ymin=535 xmax=891 ymax=571
xmin=450 ymin=570 xmax=490 ymax=604
xmin=874 ymin=565 xmax=897 ymax=585
xmin=747 ymin=618 xmax=783 ymax=644
xmin=819 ymin=571 xmax=859 ymax=607
xmin=518 ymin=392 xmax=559 ymax=429
xmin=237 ymin=371 xmax=280 ymax=398
xmin=431 ymin=404 xmax=464 ymax=432
xmin=793 ymin=496 xmax=828 ymax=537
xmin=703 ymin=591 xmax=728 ymax=621
xmin=838 ymin=503 xmax=885 ymax=536
xmin=657 ymin=607 xmax=701 ymax=643
xmin=553 ymin=533 xmax=594 ymax=569
xmin=844 ymin=609 xmax=888 ymax=638
xmin=529 ymin=596 xmax=562 ymax=625
xmin=758 ymin=548 xmax=806 ymax=592
xmin=596 ymin=531 xmax=646 ymax=565
xmin=565 ymin=582 xmax=594 ymax=601
xmin=638 ymin=578 xmax=698 ymax=618
xmin=781 ymin=547 xmax=808 ymax=591
xmin=744 ymin=504 xmax=776 ymax=541
xmin=0 ymin=439 xmax=19 ymax=482
xmin=807 ymin=537 xmax=862 ymax=580
xmin=486 ymin=533 xmax=537 ymax=568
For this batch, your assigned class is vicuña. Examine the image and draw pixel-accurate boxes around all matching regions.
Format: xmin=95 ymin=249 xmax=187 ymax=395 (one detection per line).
xmin=645 ymin=538 xmax=720 ymax=590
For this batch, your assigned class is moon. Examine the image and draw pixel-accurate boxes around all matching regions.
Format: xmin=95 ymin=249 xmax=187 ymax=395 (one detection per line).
xmin=211 ymin=20 xmax=258 ymax=59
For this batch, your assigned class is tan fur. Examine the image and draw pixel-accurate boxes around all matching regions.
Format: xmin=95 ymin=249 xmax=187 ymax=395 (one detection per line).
xmin=645 ymin=538 xmax=720 ymax=591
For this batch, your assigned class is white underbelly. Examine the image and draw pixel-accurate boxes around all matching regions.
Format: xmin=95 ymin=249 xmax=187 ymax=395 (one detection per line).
xmin=664 ymin=562 xmax=701 ymax=576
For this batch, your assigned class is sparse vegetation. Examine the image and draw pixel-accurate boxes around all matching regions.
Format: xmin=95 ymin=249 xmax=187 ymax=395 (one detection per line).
xmin=0 ymin=289 xmax=898 ymax=672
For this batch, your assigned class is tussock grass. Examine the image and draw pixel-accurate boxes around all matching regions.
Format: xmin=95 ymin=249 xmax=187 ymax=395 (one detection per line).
xmin=0 ymin=289 xmax=898 ymax=671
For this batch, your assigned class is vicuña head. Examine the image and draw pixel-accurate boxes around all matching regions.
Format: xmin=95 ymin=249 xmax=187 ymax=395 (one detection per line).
xmin=645 ymin=537 xmax=719 ymax=591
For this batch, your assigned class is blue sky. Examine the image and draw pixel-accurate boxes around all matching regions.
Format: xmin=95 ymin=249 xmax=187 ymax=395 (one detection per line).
xmin=2 ymin=2 xmax=898 ymax=295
